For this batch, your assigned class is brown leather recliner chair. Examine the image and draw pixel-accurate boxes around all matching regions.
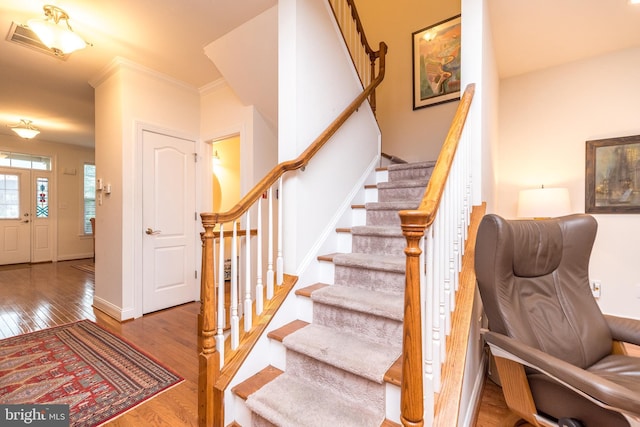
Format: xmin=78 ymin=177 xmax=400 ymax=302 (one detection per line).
xmin=475 ymin=213 xmax=640 ymax=427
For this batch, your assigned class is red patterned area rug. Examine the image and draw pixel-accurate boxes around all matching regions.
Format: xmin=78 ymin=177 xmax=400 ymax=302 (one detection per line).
xmin=0 ymin=320 xmax=183 ymax=426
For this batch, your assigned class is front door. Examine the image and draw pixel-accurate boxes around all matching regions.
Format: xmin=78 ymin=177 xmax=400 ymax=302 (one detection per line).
xmin=0 ymin=169 xmax=30 ymax=265
xmin=142 ymin=130 xmax=197 ymax=314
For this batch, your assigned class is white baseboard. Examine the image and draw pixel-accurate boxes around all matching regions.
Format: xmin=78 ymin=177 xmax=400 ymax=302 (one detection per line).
xmin=460 ymin=350 xmax=489 ymax=427
xmin=57 ymin=253 xmax=93 ymax=261
xmin=93 ymin=296 xmax=127 ymax=321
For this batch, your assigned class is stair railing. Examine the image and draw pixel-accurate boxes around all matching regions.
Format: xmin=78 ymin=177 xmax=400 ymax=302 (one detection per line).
xmin=328 ymin=0 xmax=380 ymax=113
xmin=198 ymin=40 xmax=388 ymax=427
xmin=399 ymin=83 xmax=476 ymax=426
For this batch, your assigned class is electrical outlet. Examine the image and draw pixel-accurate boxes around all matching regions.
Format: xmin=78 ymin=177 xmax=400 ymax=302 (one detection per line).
xmin=591 ymin=280 xmax=602 ymax=299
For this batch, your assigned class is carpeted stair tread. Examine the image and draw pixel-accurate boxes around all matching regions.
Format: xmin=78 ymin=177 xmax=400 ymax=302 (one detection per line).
xmin=332 ymin=252 xmax=405 ymax=273
xmin=282 ymin=323 xmax=401 ymax=383
xmin=377 ymin=178 xmax=430 ymax=189
xmin=388 ymin=160 xmax=435 ymax=172
xmin=311 ymin=285 xmax=403 ymax=321
xmin=245 ymin=373 xmax=382 ymax=427
xmin=365 ymin=201 xmax=420 ymax=211
xmin=351 ymin=225 xmax=403 ymax=237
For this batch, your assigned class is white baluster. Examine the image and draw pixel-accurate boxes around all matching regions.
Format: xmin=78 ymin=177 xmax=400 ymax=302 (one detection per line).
xmin=422 ymin=229 xmax=435 ymax=423
xmin=432 ymin=214 xmax=442 ymax=392
xmin=231 ymin=221 xmax=239 ymax=349
xmin=256 ymin=197 xmax=264 ymax=315
xmin=216 ymin=224 xmax=225 ymax=367
xmin=267 ymin=187 xmax=274 ymax=299
xmin=244 ymin=211 xmax=252 ymax=332
xmin=276 ymin=177 xmax=284 ymax=285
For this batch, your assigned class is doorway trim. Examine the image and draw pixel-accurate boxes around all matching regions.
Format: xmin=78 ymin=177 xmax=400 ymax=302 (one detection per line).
xmin=203 ymin=123 xmax=246 ymax=212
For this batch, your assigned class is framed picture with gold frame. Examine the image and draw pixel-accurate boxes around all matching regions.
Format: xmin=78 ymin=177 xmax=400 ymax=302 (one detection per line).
xmin=412 ymin=15 xmax=461 ymax=110
xmin=585 ymin=134 xmax=640 ymax=213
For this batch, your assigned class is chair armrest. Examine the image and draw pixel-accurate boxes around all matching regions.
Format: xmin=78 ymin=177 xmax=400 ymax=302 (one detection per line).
xmin=483 ymin=330 xmax=640 ymax=416
xmin=605 ymin=314 xmax=640 ymax=347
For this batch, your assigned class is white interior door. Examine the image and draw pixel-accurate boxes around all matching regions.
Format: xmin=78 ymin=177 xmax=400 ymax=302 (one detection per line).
xmin=0 ymin=169 xmax=31 ymax=265
xmin=142 ymin=130 xmax=197 ymax=314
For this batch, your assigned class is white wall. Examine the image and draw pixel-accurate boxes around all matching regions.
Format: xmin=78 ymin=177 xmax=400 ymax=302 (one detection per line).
xmin=357 ymin=0 xmax=461 ymax=163
xmin=0 ymin=136 xmax=94 ymax=260
xmin=91 ymin=58 xmax=200 ymax=320
xmin=457 ymin=0 xmax=501 ymax=424
xmin=496 ymin=46 xmax=640 ymax=319
xmin=203 ymin=6 xmax=278 ymax=129
xmin=278 ymin=0 xmax=380 ymax=273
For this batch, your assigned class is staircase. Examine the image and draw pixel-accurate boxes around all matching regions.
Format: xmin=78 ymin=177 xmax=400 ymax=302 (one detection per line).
xmin=231 ymin=161 xmax=435 ymax=426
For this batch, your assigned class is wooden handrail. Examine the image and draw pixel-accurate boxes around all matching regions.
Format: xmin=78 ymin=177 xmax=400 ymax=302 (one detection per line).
xmin=398 ymin=83 xmax=476 ymax=427
xmin=416 ymin=84 xmax=475 ymax=228
xmin=344 ymin=0 xmax=377 ymax=61
xmin=328 ymin=0 xmax=381 ymax=112
xmin=200 ymin=42 xmax=387 ymax=228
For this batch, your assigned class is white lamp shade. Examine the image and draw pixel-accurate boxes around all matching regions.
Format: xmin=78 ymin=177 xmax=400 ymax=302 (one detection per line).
xmin=28 ymin=19 xmax=86 ymax=54
xmin=517 ymin=187 xmax=571 ymax=218
xmin=11 ymin=127 xmax=40 ymax=139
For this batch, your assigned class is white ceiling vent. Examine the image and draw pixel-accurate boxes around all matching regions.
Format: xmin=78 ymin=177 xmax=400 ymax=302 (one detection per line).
xmin=6 ymin=22 xmax=67 ymax=60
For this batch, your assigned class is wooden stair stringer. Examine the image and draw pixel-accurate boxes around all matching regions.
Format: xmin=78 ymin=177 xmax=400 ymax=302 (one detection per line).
xmin=214 ymin=273 xmax=298 ymax=392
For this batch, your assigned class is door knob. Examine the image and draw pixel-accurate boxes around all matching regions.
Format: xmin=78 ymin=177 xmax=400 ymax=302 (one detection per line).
xmin=145 ymin=228 xmax=161 ymax=235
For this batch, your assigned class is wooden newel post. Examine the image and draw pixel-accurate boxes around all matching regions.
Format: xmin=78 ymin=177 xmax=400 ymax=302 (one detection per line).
xmin=399 ymin=210 xmax=428 ymax=427
xmin=199 ymin=218 xmax=220 ymax=427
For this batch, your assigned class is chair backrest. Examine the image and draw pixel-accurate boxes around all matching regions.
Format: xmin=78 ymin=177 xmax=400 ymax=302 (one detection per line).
xmin=475 ymin=214 xmax=612 ymax=369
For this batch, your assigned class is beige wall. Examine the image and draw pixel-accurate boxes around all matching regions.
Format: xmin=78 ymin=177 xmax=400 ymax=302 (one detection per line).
xmin=0 ymin=135 xmax=94 ymax=260
xmin=212 ymin=135 xmax=241 ymax=212
xmin=496 ymin=46 xmax=640 ymax=319
xmin=357 ymin=0 xmax=461 ymax=163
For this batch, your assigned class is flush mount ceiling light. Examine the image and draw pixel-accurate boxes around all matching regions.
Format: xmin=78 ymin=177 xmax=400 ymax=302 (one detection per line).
xmin=28 ymin=5 xmax=86 ymax=56
xmin=8 ymin=119 xmax=40 ymax=139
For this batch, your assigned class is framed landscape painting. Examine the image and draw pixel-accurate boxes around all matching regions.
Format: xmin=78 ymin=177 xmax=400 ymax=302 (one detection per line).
xmin=585 ymin=134 xmax=640 ymax=213
xmin=412 ymin=15 xmax=461 ymax=110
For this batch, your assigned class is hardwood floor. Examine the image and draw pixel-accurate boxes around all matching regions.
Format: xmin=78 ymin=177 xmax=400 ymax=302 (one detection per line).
xmin=0 ymin=260 xmax=199 ymax=426
xmin=3 ymin=260 xmax=636 ymax=426
xmin=0 ymin=259 xmax=524 ymax=427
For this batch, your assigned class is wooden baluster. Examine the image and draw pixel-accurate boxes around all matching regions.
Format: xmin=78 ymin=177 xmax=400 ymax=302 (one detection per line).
xmin=198 ymin=220 xmax=220 ymax=427
xmin=399 ymin=210 xmax=427 ymax=427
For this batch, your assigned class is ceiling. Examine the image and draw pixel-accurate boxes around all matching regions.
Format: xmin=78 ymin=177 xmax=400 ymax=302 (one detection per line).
xmin=0 ymin=0 xmax=638 ymax=148
xmin=488 ymin=0 xmax=640 ymax=78
xmin=0 ymin=0 xmax=276 ymax=147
